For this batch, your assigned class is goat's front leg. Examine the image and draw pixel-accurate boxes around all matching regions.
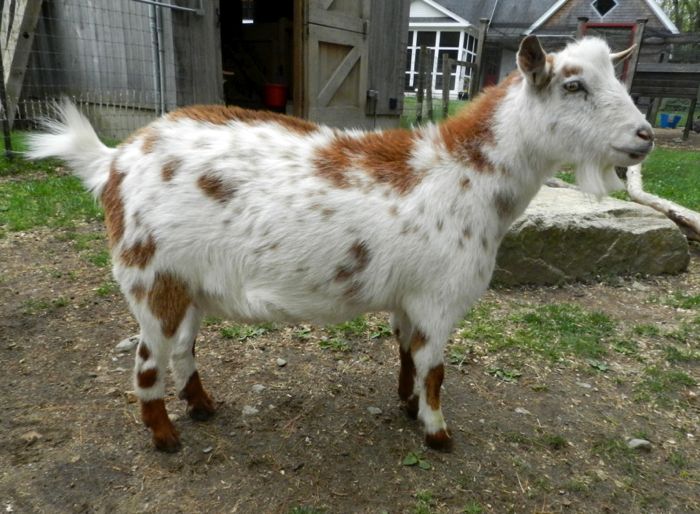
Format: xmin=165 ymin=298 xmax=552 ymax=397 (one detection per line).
xmin=392 ymin=309 xmax=453 ymax=451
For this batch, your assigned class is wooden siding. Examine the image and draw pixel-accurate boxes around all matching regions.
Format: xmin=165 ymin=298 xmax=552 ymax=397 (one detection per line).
xmin=540 ymin=0 xmax=669 ymax=35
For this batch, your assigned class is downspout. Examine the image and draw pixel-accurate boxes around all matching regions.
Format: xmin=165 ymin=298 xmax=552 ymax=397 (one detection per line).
xmin=148 ymin=4 xmax=162 ymax=116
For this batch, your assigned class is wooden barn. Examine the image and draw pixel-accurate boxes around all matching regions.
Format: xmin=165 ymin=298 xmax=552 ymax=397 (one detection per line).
xmin=2 ymin=0 xmax=410 ymax=140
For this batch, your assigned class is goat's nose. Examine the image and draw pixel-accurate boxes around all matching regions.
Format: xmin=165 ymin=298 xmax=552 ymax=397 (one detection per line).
xmin=636 ymin=125 xmax=654 ymax=142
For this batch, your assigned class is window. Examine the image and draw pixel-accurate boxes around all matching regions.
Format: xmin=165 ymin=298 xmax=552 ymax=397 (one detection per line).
xmin=416 ymin=31 xmax=436 ymax=46
xmin=592 ymin=0 xmax=617 ymax=17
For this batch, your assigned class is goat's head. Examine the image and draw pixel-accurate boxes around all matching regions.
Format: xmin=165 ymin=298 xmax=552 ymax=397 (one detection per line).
xmin=517 ymin=36 xmax=653 ymax=197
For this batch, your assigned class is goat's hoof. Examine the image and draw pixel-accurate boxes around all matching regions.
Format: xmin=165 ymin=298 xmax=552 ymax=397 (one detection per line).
xmin=187 ymin=402 xmax=216 ymax=421
xmin=425 ymin=429 xmax=453 ymax=452
xmin=153 ymin=432 xmax=182 ymax=453
xmin=403 ymin=396 xmax=419 ymax=420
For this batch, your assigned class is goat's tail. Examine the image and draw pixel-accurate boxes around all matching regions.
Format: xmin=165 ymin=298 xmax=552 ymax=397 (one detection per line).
xmin=25 ymin=100 xmax=116 ymax=198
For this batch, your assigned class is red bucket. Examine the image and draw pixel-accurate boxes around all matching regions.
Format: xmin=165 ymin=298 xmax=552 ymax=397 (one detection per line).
xmin=263 ymin=83 xmax=287 ymax=110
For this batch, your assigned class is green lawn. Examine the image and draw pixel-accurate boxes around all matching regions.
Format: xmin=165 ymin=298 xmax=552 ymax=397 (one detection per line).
xmin=400 ymin=96 xmax=467 ymax=128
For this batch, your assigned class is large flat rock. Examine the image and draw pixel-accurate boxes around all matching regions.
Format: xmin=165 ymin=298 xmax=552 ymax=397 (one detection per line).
xmin=493 ymin=186 xmax=690 ymax=286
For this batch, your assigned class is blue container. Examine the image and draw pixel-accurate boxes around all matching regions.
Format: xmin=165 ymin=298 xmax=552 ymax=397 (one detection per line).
xmin=669 ymin=115 xmax=682 ymax=128
xmin=659 ymin=113 xmax=670 ymax=128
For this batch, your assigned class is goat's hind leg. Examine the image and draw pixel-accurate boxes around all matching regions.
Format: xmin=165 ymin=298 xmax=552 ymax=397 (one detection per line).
xmin=391 ymin=310 xmax=419 ymax=419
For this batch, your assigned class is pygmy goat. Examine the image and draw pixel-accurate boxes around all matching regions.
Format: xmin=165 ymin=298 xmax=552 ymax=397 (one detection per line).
xmin=27 ymin=36 xmax=653 ymax=452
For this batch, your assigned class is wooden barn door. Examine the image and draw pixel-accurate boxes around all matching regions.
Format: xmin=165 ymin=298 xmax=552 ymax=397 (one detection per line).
xmin=296 ymin=0 xmax=371 ymax=127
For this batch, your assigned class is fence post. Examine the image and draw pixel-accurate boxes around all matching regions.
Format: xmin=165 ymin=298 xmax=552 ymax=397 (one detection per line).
xmin=0 ymin=29 xmax=12 ymax=158
xmin=469 ymin=18 xmax=489 ymax=101
xmin=442 ymin=56 xmax=451 ymax=119
xmin=426 ymin=49 xmax=433 ymax=122
xmin=416 ymin=44 xmax=427 ymax=124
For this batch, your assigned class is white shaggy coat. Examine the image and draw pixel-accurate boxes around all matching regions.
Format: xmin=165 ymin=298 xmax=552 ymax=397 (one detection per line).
xmin=26 ymin=36 xmax=653 ymax=452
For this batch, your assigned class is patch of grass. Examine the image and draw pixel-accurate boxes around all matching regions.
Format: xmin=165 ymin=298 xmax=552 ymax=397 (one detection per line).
xmin=22 ymin=296 xmax=69 ymax=315
xmin=460 ymin=301 xmax=505 ymax=346
xmin=636 ymin=365 xmax=696 ymax=404
xmin=413 ymin=490 xmax=435 ymax=514
xmin=369 ymin=321 xmax=392 ymax=339
xmin=664 ymin=345 xmax=700 ymax=363
xmin=462 ymin=502 xmax=484 ymax=514
xmin=293 ymin=326 xmax=312 ymax=340
xmin=487 ymin=366 xmax=522 ymax=382
xmin=0 ymin=175 xmax=102 ymax=231
xmin=202 ymin=316 xmax=222 ymax=327
xmin=448 ymin=343 xmax=471 ymax=365
xmin=539 ymin=434 xmax=567 ymax=451
xmin=325 ymin=316 xmax=369 ymax=338
xmin=318 ymin=337 xmax=351 ymax=352
xmin=506 ymin=304 xmax=614 ymax=361
xmin=668 ymin=450 xmax=689 ymax=470
xmin=86 ymin=248 xmax=110 ymax=267
xmin=219 ymin=323 xmax=275 ymax=341
xmin=611 ymin=338 xmax=640 ymax=357
xmin=0 ymin=132 xmax=64 ymax=176
xmin=288 ymin=508 xmax=325 ymax=514
xmin=641 ymin=148 xmax=700 ymax=211
xmin=665 ymin=291 xmax=700 ymax=309
xmin=632 ymin=323 xmax=661 ymax=337
xmin=95 ymin=280 xmax=119 ymax=297
xmin=401 ymin=96 xmax=467 ymax=128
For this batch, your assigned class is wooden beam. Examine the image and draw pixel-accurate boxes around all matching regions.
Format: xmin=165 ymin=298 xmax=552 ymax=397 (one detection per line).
xmin=469 ymin=18 xmax=488 ymax=100
xmin=623 ymin=18 xmax=646 ymax=92
xmin=1 ymin=0 xmax=43 ymax=128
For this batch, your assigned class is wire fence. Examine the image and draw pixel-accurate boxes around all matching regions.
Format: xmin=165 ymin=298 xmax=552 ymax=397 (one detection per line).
xmin=1 ymin=0 xmax=209 ymax=148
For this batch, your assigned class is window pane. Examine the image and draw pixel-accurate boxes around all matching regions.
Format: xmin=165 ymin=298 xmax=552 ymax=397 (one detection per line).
xmin=407 ymin=31 xmax=414 ymax=45
xmin=406 ymin=49 xmax=413 ymax=70
xmin=416 ymin=31 xmax=436 ymax=46
xmin=439 ymin=49 xmax=459 ymax=66
xmin=435 ymin=74 xmax=443 ymax=89
xmin=440 ymin=31 xmax=460 ymax=47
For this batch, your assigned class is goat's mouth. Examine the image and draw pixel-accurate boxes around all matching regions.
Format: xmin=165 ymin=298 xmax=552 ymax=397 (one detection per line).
xmin=612 ymin=144 xmax=653 ymax=162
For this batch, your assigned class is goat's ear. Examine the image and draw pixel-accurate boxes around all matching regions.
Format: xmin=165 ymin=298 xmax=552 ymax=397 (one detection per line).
xmin=517 ymin=36 xmax=551 ymax=88
xmin=610 ymin=44 xmax=636 ymax=65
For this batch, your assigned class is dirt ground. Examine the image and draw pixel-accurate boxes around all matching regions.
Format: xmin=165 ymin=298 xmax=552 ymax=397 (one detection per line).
xmin=1 ymin=129 xmax=698 ymax=513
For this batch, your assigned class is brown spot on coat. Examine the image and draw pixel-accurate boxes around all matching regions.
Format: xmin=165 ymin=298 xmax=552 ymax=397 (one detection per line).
xmin=388 ymin=205 xmax=399 ymax=217
xmin=460 ymin=177 xmax=472 ymax=190
xmin=494 ymin=191 xmax=516 ymax=221
xmin=335 ymin=240 xmax=371 ymax=281
xmin=138 ymin=368 xmax=158 ymax=388
xmin=141 ymin=399 xmax=180 ymax=452
xmin=179 ymin=371 xmax=216 ymax=421
xmin=102 ymin=162 xmax=126 ymax=247
xmin=425 ymin=364 xmax=445 ymax=410
xmin=314 ymin=130 xmax=420 ymax=194
xmin=148 ymin=272 xmax=191 ymax=338
xmin=162 ymin=159 xmax=180 ymax=181
xmin=138 ymin=343 xmax=150 ymax=361
xmin=141 ymin=129 xmax=158 ymax=153
xmin=440 ymin=73 xmax=521 ymax=171
xmin=168 ymin=105 xmax=318 ymax=134
xmin=131 ymin=283 xmax=147 ymax=301
xmin=197 ymin=173 xmax=236 ymax=203
xmin=121 ymin=234 xmax=157 ymax=268
xmin=410 ymin=330 xmax=427 ymax=353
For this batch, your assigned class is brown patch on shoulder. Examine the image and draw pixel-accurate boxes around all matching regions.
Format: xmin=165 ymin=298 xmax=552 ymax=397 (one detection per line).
xmin=335 ymin=240 xmax=371 ymax=281
xmin=138 ymin=343 xmax=150 ymax=361
xmin=148 ymin=272 xmax=191 ymax=338
xmin=102 ymin=162 xmax=126 ymax=247
xmin=121 ymin=234 xmax=157 ymax=268
xmin=314 ymin=130 xmax=420 ymax=194
xmin=138 ymin=368 xmax=158 ymax=388
xmin=562 ymin=64 xmax=582 ymax=78
xmin=168 ymin=105 xmax=318 ymax=135
xmin=197 ymin=173 xmax=236 ymax=203
xmin=162 ymin=159 xmax=180 ymax=181
xmin=425 ymin=364 xmax=445 ymax=410
xmin=440 ymin=74 xmax=520 ymax=171
xmin=141 ymin=128 xmax=159 ymax=154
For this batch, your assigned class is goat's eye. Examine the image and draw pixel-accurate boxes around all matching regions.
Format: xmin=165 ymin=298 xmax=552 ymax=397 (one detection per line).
xmin=564 ymin=80 xmax=583 ymax=93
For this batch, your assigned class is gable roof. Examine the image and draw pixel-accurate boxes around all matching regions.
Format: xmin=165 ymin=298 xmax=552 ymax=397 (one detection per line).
xmin=525 ymin=0 xmax=679 ymax=34
xmin=409 ymin=0 xmax=471 ymax=26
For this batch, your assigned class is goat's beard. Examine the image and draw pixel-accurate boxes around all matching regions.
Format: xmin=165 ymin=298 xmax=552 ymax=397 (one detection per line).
xmin=576 ymin=162 xmax=625 ymax=199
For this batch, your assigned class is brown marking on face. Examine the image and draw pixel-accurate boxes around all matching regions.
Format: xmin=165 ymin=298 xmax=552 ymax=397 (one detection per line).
xmin=101 ymin=162 xmax=126 ymax=247
xmin=197 ymin=173 xmax=236 ymax=203
xmin=168 ymin=105 xmax=319 ymax=134
xmin=141 ymin=128 xmax=158 ymax=154
xmin=494 ymin=191 xmax=516 ymax=221
xmin=425 ymin=364 xmax=445 ymax=410
xmin=562 ymin=64 xmax=582 ymax=78
xmin=120 ymin=234 xmax=157 ymax=269
xmin=425 ymin=428 xmax=453 ymax=452
xmin=138 ymin=343 xmax=150 ymax=361
xmin=162 ymin=159 xmax=180 ymax=181
xmin=138 ymin=368 xmax=158 ymax=388
xmin=335 ymin=240 xmax=371 ymax=281
xmin=440 ymin=73 xmax=521 ymax=171
xmin=178 ymin=370 xmax=216 ymax=421
xmin=148 ymin=272 xmax=191 ymax=338
xmin=460 ymin=177 xmax=472 ymax=190
xmin=314 ymin=130 xmax=420 ymax=194
xmin=140 ymin=399 xmax=180 ymax=452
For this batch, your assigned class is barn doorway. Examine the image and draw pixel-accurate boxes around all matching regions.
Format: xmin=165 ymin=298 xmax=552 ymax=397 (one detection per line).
xmin=219 ymin=0 xmax=295 ymax=112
